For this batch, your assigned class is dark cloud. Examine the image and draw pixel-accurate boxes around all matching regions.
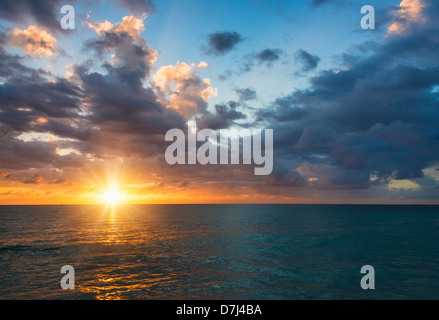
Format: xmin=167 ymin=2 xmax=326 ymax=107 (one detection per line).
xmin=205 ymin=31 xmax=244 ymax=55
xmin=0 ymin=0 xmax=158 ymax=41
xmin=218 ymin=69 xmax=233 ymax=81
xmin=0 ymin=48 xmax=83 ymax=137
xmin=0 ymin=0 xmax=68 ymax=32
xmin=84 ymin=34 xmax=156 ymax=86
xmin=82 ymin=18 xmax=174 ymax=123
xmin=257 ymin=94 xmax=308 ymax=123
xmin=217 ymin=48 xmax=284 ymax=77
xmin=0 ymin=137 xmax=59 ymax=170
xmin=374 ymin=6 xmax=400 ymax=30
xmin=0 ymin=74 xmax=83 ymax=131
xmin=257 ymin=1 xmax=439 ymax=191
xmin=0 ymin=46 xmax=33 ymax=78
xmin=235 ymin=88 xmax=257 ymax=101
xmin=0 ymin=0 xmax=156 ymax=33
xmin=198 ymin=101 xmax=246 ymax=130
xmin=295 ymin=49 xmax=320 ymax=73
xmin=49 ymin=178 xmax=66 ymax=184
xmin=239 ymin=48 xmax=284 ymax=73
xmin=120 ymin=0 xmax=155 ymax=16
xmin=265 ymin=166 xmax=305 ymax=187
xmin=23 ymin=174 xmax=43 ymax=184
xmin=255 ymin=49 xmax=283 ymax=63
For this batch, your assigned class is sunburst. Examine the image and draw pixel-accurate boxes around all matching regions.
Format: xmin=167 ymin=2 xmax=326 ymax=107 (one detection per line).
xmin=101 ymin=187 xmax=122 ymax=205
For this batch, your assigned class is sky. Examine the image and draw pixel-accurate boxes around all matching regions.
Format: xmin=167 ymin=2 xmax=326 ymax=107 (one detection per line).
xmin=0 ymin=0 xmax=438 ymax=205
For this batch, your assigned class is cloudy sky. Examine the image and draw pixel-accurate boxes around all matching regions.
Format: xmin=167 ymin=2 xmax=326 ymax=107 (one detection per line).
xmin=0 ymin=0 xmax=438 ymax=204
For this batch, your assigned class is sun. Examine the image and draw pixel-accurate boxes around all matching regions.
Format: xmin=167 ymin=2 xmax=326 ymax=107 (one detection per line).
xmin=101 ymin=188 xmax=122 ymax=205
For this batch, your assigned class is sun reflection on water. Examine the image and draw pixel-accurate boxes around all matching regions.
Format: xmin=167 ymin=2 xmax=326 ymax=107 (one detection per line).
xmin=73 ymin=205 xmax=190 ymax=300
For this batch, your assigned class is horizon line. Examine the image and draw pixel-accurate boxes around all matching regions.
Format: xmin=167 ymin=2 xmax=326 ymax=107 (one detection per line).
xmin=0 ymin=203 xmax=438 ymax=206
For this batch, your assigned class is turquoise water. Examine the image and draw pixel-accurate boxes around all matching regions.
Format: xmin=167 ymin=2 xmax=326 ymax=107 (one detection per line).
xmin=0 ymin=205 xmax=438 ymax=300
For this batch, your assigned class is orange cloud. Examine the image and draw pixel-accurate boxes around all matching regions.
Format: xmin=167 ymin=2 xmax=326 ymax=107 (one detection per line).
xmin=87 ymin=15 xmax=146 ymax=39
xmin=388 ymin=0 xmax=426 ymax=34
xmin=197 ymin=61 xmax=209 ymax=69
xmin=153 ymin=62 xmax=217 ymax=118
xmin=7 ymin=25 xmax=58 ymax=58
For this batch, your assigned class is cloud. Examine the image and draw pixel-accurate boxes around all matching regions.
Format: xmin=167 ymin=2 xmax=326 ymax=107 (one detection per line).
xmin=388 ymin=179 xmax=421 ymax=190
xmin=388 ymin=0 xmax=427 ymax=34
xmin=265 ymin=167 xmax=305 ymax=187
xmin=0 ymin=172 xmax=12 ymax=179
xmin=255 ymin=49 xmax=283 ymax=63
xmin=0 ymin=7 xmax=251 ymax=203
xmin=295 ymin=49 xmax=320 ymax=73
xmin=239 ymin=48 xmax=284 ymax=74
xmin=1 ymin=1 xmax=439 ymax=203
xmin=256 ymin=0 xmax=439 ymax=191
xmin=0 ymin=0 xmax=67 ymax=32
xmin=198 ymin=101 xmax=246 ymax=130
xmin=119 ymin=0 xmax=155 ymax=16
xmin=7 ymin=25 xmax=59 ymax=58
xmin=235 ymin=88 xmax=257 ymax=101
xmin=0 ymin=46 xmax=32 ymax=77
xmin=23 ymin=174 xmax=43 ymax=184
xmin=205 ymin=31 xmax=244 ymax=55
xmin=0 ymin=0 xmax=156 ymax=33
xmin=197 ymin=61 xmax=209 ymax=69
xmin=0 ymin=14 xmax=186 ymax=176
xmin=62 ymin=16 xmax=193 ymax=161
xmin=0 ymin=62 xmax=83 ymax=134
xmin=153 ymin=62 xmax=217 ymax=118
xmin=86 ymin=15 xmax=157 ymax=86
xmin=0 ymin=134 xmax=64 ymax=170
xmin=87 ymin=15 xmax=146 ymax=39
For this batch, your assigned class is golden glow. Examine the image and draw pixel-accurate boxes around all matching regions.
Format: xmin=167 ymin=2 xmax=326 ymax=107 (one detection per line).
xmin=101 ymin=187 xmax=122 ymax=205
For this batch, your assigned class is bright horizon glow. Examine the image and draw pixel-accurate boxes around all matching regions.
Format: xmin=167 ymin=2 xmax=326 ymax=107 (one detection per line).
xmin=101 ymin=187 xmax=122 ymax=205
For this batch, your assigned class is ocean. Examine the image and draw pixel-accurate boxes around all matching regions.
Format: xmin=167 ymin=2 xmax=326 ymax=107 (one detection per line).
xmin=0 ymin=205 xmax=438 ymax=300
